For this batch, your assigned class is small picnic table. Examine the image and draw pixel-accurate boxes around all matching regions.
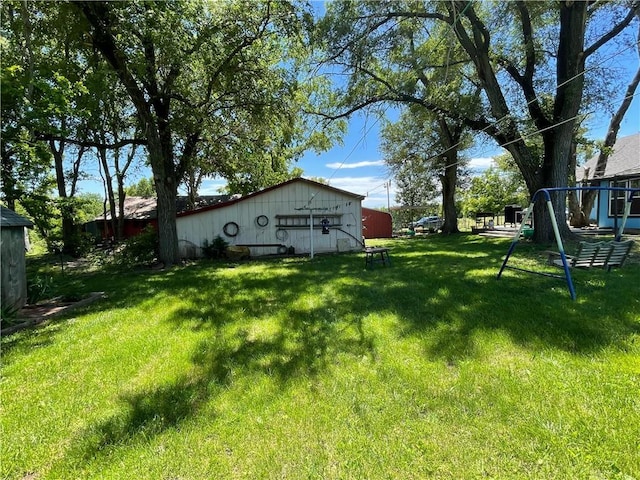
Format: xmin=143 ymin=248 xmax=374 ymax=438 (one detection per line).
xmin=365 ymin=247 xmax=391 ymax=268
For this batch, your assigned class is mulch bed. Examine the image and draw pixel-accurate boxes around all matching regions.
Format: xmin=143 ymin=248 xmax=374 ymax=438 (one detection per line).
xmin=1 ymin=292 xmax=105 ymax=336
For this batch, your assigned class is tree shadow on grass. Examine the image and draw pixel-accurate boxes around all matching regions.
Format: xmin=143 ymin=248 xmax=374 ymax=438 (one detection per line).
xmin=336 ymin=238 xmax=640 ymax=363
xmin=160 ymin=238 xmax=639 ymax=369
xmin=191 ymin=304 xmax=376 ymax=385
xmin=62 ymin=256 xmax=377 ymax=465
xmin=65 ymin=307 xmax=375 ymax=464
xmin=26 ymin=237 xmax=640 ymax=468
xmin=68 ymin=372 xmax=214 ymax=462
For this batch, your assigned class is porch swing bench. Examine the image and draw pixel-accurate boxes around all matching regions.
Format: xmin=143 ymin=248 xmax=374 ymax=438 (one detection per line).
xmin=546 ymin=240 xmax=634 ymax=271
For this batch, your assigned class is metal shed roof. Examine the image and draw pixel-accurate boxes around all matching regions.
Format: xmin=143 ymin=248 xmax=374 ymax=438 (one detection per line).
xmin=0 ymin=206 xmax=34 ymax=228
xmin=178 ymin=178 xmax=365 ymax=218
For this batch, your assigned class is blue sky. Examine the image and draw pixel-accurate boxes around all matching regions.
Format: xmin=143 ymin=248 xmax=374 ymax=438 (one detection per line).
xmin=303 ymin=93 xmax=639 ymax=209
xmin=197 ymin=88 xmax=639 ymax=209
xmin=85 ymin=71 xmax=639 ymax=209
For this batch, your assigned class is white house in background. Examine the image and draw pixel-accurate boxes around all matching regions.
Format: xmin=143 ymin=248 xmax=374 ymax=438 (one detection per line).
xmin=176 ymin=178 xmax=365 ymax=258
xmin=576 ymin=133 xmax=640 ymax=231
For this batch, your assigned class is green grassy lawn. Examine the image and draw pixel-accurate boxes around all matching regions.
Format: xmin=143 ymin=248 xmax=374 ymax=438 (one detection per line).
xmin=2 ymin=234 xmax=639 ymax=479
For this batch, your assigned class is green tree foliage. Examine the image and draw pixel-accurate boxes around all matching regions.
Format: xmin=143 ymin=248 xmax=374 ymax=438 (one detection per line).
xmin=381 ymin=107 xmax=472 ymax=233
xmin=460 ymin=167 xmax=528 ymax=219
xmin=0 ymin=63 xmax=56 ymax=212
xmin=125 ymin=178 xmax=156 ymax=198
xmin=2 ymin=4 xmax=68 ymax=251
xmin=315 ymin=1 xmax=485 ymax=235
xmin=1 ymin=1 xmax=135 ymax=254
xmin=381 ymin=126 xmax=439 ymax=210
xmin=306 ymin=176 xmax=329 ymax=185
xmin=77 ymin=0 xmax=318 ymax=265
xmin=316 ymin=1 xmax=640 ymax=242
xmin=0 ymin=2 xmax=71 ymax=213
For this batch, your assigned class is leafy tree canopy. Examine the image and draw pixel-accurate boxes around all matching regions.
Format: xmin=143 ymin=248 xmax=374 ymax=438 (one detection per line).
xmin=460 ymin=165 xmax=528 ymax=219
xmin=316 ymin=0 xmax=640 ymax=241
xmin=125 ymin=177 xmax=156 ymax=198
xmin=76 ymin=0 xmax=325 ymax=264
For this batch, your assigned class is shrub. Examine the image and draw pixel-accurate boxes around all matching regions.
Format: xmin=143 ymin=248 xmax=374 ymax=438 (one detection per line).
xmin=58 ymin=279 xmax=86 ymax=302
xmin=202 ymin=235 xmax=229 ymax=259
xmin=114 ymin=226 xmax=159 ymax=267
xmin=68 ymin=232 xmax=96 ymax=258
xmin=1 ymin=303 xmax=20 ymax=327
xmin=27 ymin=275 xmax=54 ymax=304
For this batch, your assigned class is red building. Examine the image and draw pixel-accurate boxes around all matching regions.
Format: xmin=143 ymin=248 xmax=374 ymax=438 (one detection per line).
xmin=362 ymin=207 xmax=392 ymax=239
xmin=84 ymin=195 xmax=231 ymax=240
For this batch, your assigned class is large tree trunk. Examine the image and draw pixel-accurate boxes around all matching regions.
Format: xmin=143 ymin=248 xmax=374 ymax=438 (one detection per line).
xmin=450 ymin=1 xmax=591 ymax=244
xmin=148 ymin=118 xmax=179 ymax=265
xmin=440 ymin=158 xmax=459 ymax=234
xmin=528 ymin=128 xmax=581 ymax=243
xmin=154 ymin=173 xmax=178 ymax=266
xmin=530 ymin=2 xmax=587 ymax=243
xmin=438 ymin=118 xmax=460 ymax=234
xmin=80 ymin=1 xmax=179 ymax=266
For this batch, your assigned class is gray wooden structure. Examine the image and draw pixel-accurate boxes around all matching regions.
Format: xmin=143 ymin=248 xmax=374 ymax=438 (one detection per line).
xmin=1 ymin=207 xmax=33 ymax=311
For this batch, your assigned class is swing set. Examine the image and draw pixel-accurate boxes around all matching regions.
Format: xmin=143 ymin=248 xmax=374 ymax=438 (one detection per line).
xmin=497 ymin=186 xmax=639 ymax=300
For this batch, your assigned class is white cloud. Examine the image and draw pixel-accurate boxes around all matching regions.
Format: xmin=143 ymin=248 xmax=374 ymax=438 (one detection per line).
xmin=195 ymin=177 xmax=228 ymax=195
xmin=362 ymin=194 xmax=391 ymax=209
xmin=468 ymin=157 xmax=496 ymax=171
xmin=330 ymin=176 xmax=383 ymax=195
xmin=330 ymin=176 xmax=395 ymax=209
xmin=325 ymin=160 xmax=386 ymax=169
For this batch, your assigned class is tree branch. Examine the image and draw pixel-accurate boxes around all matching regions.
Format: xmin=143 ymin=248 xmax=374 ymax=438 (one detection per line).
xmin=77 ymin=2 xmax=155 ymax=134
xmin=516 ymin=1 xmax=535 ymax=82
xmin=585 ymin=2 xmax=640 ymax=58
xmin=382 ymin=11 xmax=451 ymax=24
xmin=36 ymin=133 xmax=146 ymax=150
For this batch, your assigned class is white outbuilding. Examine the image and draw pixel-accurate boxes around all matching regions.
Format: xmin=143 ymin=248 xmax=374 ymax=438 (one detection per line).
xmin=176 ymin=178 xmax=365 ymax=258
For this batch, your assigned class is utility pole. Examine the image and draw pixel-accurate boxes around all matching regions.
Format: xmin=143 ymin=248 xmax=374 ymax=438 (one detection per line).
xmin=386 ymin=181 xmax=391 ymax=211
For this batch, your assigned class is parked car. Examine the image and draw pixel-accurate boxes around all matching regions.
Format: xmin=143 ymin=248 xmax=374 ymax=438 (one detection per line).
xmin=411 ymin=216 xmax=444 ymax=231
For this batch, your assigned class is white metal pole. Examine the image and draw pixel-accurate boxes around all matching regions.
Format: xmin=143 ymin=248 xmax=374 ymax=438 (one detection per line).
xmin=617 ymin=197 xmax=632 ymax=241
xmin=309 ymin=209 xmax=314 ymax=259
xmin=546 ymin=200 xmax=564 ymax=254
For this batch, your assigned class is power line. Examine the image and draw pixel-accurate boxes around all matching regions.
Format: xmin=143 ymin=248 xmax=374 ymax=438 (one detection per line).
xmin=310 ymin=4 xmax=639 ymax=205
xmin=420 ymin=41 xmax=640 ymax=173
xmin=309 ymin=2 xmax=474 ymax=204
xmin=357 ymin=85 xmax=639 ymax=201
xmin=373 ymin=39 xmax=640 ymax=179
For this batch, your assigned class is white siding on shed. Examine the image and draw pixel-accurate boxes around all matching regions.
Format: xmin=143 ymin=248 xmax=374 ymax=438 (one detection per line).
xmin=176 ymin=180 xmax=363 ymax=258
